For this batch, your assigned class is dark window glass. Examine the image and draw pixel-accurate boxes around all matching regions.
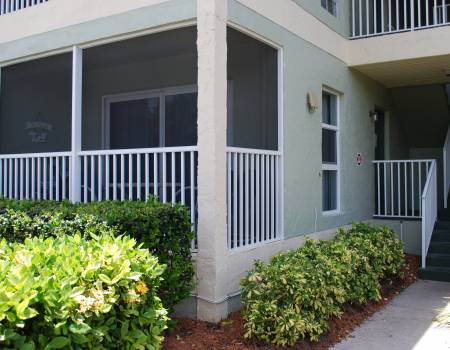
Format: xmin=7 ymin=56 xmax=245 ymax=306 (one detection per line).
xmin=322 ymin=92 xmax=337 ymax=126
xmin=323 ymin=170 xmax=337 ymax=211
xmin=322 ymin=129 xmax=337 ymax=164
xmin=165 ymin=92 xmax=198 ymax=147
xmin=109 ymin=97 xmax=160 ymax=149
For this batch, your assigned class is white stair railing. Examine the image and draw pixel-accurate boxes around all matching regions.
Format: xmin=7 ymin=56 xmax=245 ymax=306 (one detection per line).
xmin=226 ymin=147 xmax=282 ymax=251
xmin=374 ymin=160 xmax=434 ymax=218
xmin=443 ymin=125 xmax=450 ymax=208
xmin=422 ymin=160 xmax=438 ymax=268
xmin=0 ymin=0 xmax=49 ymax=16
xmin=352 ymin=0 xmax=450 ymax=39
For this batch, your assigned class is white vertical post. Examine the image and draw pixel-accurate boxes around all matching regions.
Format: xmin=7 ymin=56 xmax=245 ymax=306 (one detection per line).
xmin=71 ymin=46 xmax=82 ymax=203
xmin=196 ymin=0 xmax=229 ymax=323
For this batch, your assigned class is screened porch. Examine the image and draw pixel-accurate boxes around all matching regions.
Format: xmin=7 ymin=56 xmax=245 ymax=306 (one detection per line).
xmin=0 ymin=26 xmax=282 ymax=251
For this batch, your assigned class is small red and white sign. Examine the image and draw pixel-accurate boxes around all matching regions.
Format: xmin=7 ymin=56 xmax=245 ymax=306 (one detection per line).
xmin=356 ymin=153 xmax=364 ymax=167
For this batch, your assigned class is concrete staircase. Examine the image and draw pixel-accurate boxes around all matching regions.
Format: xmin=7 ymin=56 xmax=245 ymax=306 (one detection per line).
xmin=419 ymin=209 xmax=450 ymax=282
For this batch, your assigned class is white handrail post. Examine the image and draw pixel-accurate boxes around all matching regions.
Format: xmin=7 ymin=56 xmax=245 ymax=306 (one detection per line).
xmin=71 ymin=46 xmax=83 ymax=203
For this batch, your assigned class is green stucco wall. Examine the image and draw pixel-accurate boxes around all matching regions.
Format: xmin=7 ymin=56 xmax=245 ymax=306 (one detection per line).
xmin=229 ymin=0 xmax=395 ymax=238
xmin=292 ymin=0 xmax=351 ymax=37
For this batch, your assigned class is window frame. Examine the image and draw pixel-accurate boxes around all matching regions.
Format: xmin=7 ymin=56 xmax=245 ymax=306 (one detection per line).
xmin=102 ymin=84 xmax=197 ymax=149
xmin=321 ymin=88 xmax=340 ymax=215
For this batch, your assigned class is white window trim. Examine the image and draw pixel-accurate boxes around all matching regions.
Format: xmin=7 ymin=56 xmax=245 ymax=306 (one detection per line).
xmin=321 ymin=88 xmax=341 ymax=215
xmin=102 ymin=84 xmax=198 ymax=149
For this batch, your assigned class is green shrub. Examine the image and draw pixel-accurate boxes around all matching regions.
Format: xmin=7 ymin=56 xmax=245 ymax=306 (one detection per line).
xmin=0 ymin=198 xmax=195 ymax=312
xmin=240 ymin=223 xmax=404 ymax=346
xmin=0 ymin=232 xmax=168 ymax=349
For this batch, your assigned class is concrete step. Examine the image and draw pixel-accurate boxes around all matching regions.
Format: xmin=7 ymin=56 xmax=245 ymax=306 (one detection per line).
xmin=431 ymin=232 xmax=450 ymax=243
xmin=428 ymin=242 xmax=450 ymax=254
xmin=435 ymin=220 xmax=450 ymax=229
xmin=426 ymin=253 xmax=450 ymax=267
xmin=419 ymin=266 xmax=450 ymax=282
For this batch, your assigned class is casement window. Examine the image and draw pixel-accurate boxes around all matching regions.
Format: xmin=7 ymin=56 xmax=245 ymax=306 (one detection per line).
xmin=321 ymin=0 xmax=338 ymax=17
xmin=322 ymin=90 xmax=340 ymax=213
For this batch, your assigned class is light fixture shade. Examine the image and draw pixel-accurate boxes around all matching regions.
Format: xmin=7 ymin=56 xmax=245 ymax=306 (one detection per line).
xmin=307 ymin=92 xmax=319 ymax=113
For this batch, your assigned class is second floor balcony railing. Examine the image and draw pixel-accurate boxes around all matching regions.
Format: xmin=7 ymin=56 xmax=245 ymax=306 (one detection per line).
xmin=0 ymin=0 xmax=48 ymax=16
xmin=351 ymin=0 xmax=450 ymax=38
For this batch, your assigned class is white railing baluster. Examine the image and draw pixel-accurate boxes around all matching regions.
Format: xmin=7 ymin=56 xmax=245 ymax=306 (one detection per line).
xmin=162 ymin=152 xmax=167 ymax=203
xmin=137 ymin=154 xmax=141 ymax=201
xmin=113 ymin=154 xmax=117 ymax=200
xmin=120 ymin=154 xmax=125 ymax=201
xmin=265 ymin=155 xmax=270 ymax=241
xmin=90 ymin=155 xmax=95 ymax=202
xmin=270 ymin=155 xmax=275 ymax=240
xmin=390 ymin=162 xmax=394 ymax=215
xmin=25 ymin=158 xmax=29 ymax=199
xmin=250 ymin=154 xmax=255 ymax=244
xmin=239 ymin=153 xmax=244 ymax=247
xmin=145 ymin=153 xmax=149 ymax=200
xmin=20 ymin=158 xmax=24 ymax=200
xmin=31 ymin=158 xmax=36 ymax=200
xmin=128 ymin=154 xmax=133 ymax=201
xmin=245 ymin=153 xmax=249 ymax=245
xmin=98 ymin=155 xmax=102 ymax=201
xmin=62 ymin=156 xmax=67 ymax=200
xmin=227 ymin=152 xmax=232 ymax=250
xmin=352 ymin=0 xmax=356 ymax=36
xmin=36 ymin=158 xmax=41 ymax=200
xmin=377 ymin=162 xmax=381 ymax=215
xmin=105 ymin=155 xmax=110 ymax=200
xmin=154 ymin=153 xmax=158 ymax=198
xmin=171 ymin=152 xmax=176 ymax=204
xmin=190 ymin=150 xmax=195 ymax=233
xmin=49 ymin=157 xmax=53 ymax=200
xmin=14 ymin=158 xmax=18 ymax=199
xmin=233 ymin=152 xmax=238 ymax=249
xmin=83 ymin=156 xmax=87 ymax=203
xmin=256 ymin=154 xmax=260 ymax=243
xmin=43 ymin=157 xmax=47 ymax=200
xmin=181 ymin=151 xmax=185 ymax=205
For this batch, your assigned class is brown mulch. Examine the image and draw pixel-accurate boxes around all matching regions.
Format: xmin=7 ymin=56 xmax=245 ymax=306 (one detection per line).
xmin=163 ymin=254 xmax=420 ymax=350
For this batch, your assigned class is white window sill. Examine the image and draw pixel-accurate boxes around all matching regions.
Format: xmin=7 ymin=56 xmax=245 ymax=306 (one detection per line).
xmin=322 ymin=210 xmax=342 ymax=217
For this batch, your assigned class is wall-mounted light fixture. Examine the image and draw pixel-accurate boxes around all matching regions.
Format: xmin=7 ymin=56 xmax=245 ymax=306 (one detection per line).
xmin=369 ymin=110 xmax=378 ymax=122
xmin=307 ymin=92 xmax=319 ymax=114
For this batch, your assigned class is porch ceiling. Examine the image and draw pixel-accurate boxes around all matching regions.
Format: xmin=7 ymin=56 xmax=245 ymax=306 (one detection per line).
xmin=351 ymin=54 xmax=450 ymax=88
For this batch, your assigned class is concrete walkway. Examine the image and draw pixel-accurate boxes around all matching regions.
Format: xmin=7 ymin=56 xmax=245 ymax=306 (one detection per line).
xmin=333 ymin=280 xmax=450 ymax=350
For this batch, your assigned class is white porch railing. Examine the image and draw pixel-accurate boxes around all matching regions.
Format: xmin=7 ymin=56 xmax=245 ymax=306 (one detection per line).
xmin=78 ymin=146 xmax=198 ymax=231
xmin=374 ymin=160 xmax=434 ymax=218
xmin=226 ymin=147 xmax=282 ymax=251
xmin=443 ymin=125 xmax=450 ymax=208
xmin=0 ymin=152 xmax=72 ymax=201
xmin=0 ymin=0 xmax=48 ymax=16
xmin=422 ymin=160 xmax=438 ymax=268
xmin=351 ymin=0 xmax=450 ymax=38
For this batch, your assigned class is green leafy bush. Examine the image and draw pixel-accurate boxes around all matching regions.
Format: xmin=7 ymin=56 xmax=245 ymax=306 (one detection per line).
xmin=240 ymin=223 xmax=405 ymax=346
xmin=0 ymin=232 xmax=168 ymax=349
xmin=0 ymin=198 xmax=195 ymax=312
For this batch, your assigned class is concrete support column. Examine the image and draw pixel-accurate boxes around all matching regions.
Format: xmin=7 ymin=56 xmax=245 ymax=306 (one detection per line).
xmin=196 ymin=0 xmax=229 ymax=322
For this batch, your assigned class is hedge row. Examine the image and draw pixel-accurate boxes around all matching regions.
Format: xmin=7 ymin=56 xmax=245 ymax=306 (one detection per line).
xmin=0 ymin=198 xmax=195 ymax=312
xmin=0 ymin=232 xmax=168 ymax=349
xmin=240 ymin=223 xmax=405 ymax=346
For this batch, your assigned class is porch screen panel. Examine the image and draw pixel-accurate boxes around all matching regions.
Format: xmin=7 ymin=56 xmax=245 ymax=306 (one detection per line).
xmin=165 ymin=92 xmax=198 ymax=147
xmin=109 ymin=97 xmax=160 ymax=149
